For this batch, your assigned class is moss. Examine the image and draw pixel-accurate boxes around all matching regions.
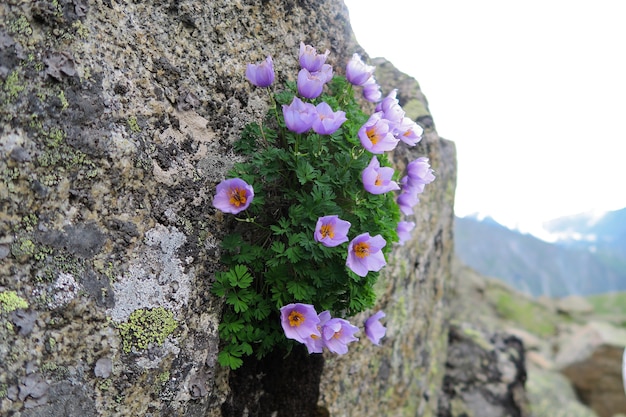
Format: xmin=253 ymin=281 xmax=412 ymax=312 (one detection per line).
xmin=72 ymin=21 xmax=90 ymax=39
xmin=403 ymin=99 xmax=430 ymax=120
xmin=98 ymin=378 xmax=112 ymax=391
xmin=58 ymin=90 xmax=69 ymax=110
xmin=11 ymin=237 xmax=36 ymax=259
xmin=492 ymin=288 xmax=556 ymax=337
xmin=2 ymin=70 xmax=26 ymax=102
xmin=158 ymin=371 xmax=170 ymax=383
xmin=127 ymin=116 xmax=141 ymax=133
xmin=118 ymin=307 xmax=178 ymax=353
xmin=0 ymin=290 xmax=29 ymax=313
xmin=9 ymin=15 xmax=32 ymax=36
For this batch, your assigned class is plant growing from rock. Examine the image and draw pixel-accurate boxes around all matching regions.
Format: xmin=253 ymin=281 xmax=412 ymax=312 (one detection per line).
xmin=212 ymin=43 xmax=435 ymax=369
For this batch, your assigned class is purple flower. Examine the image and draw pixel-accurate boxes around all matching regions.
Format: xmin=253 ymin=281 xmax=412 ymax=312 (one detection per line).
xmin=212 ymin=178 xmax=254 ymax=214
xmin=362 ymin=156 xmax=400 ymax=195
xmin=314 ymin=215 xmax=351 ymax=247
xmin=299 ymin=42 xmax=330 ymax=72
xmin=346 ymin=233 xmax=387 ymax=277
xmin=358 ymin=112 xmax=399 ymax=154
xmin=312 ymin=102 xmax=347 ymax=135
xmin=297 ymin=68 xmax=325 ymax=99
xmin=322 ymin=318 xmax=359 ymax=354
xmin=280 ymin=303 xmax=321 ymax=344
xmin=396 ymin=176 xmax=425 ymax=215
xmin=365 ymin=311 xmax=386 ymax=345
xmin=346 ymin=53 xmax=375 ymax=86
xmin=303 ymin=310 xmax=331 ymax=354
xmin=376 ymin=89 xmax=405 ymax=124
xmin=245 ymin=56 xmax=275 ymax=87
xmin=362 ymin=76 xmax=382 ymax=103
xmin=407 ymin=157 xmax=436 ymax=185
xmin=316 ymin=64 xmax=334 ymax=83
xmin=396 ymin=221 xmax=415 ymax=246
xmin=282 ymin=97 xmax=316 ymax=134
xmin=393 ymin=117 xmax=423 ymax=146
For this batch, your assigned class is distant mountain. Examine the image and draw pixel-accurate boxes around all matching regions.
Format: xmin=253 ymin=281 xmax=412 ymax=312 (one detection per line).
xmin=545 ymin=207 xmax=626 ymax=276
xmin=454 ymin=215 xmax=626 ymax=297
xmin=544 ymin=208 xmax=626 ymax=244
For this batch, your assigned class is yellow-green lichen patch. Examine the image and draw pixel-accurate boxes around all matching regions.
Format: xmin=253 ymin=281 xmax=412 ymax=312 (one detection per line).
xmin=0 ymin=290 xmax=29 ymax=313
xmin=118 ymin=307 xmax=178 ymax=353
xmin=127 ymin=116 xmax=141 ymax=133
xmin=9 ymin=15 xmax=32 ymax=36
xmin=2 ymin=70 xmax=26 ymax=103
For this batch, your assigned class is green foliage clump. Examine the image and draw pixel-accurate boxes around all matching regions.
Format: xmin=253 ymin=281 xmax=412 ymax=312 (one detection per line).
xmin=213 ymin=76 xmax=401 ymax=369
xmin=118 ymin=307 xmax=178 ymax=353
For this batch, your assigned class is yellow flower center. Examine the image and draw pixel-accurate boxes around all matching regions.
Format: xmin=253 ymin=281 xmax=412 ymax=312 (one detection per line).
xmin=320 ymin=223 xmax=335 ymax=239
xmin=288 ymin=310 xmax=305 ymax=327
xmin=353 ymin=242 xmax=370 ymax=259
xmin=366 ymin=127 xmax=380 ymax=145
xmin=374 ymin=174 xmax=382 ymax=186
xmin=229 ymin=187 xmax=247 ymax=207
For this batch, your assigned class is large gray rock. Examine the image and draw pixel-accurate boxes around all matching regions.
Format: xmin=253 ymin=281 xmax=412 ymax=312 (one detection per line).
xmin=437 ymin=325 xmax=530 ymax=417
xmin=0 ymin=1 xmax=456 ymax=416
xmin=556 ymin=322 xmax=626 ymax=417
xmin=318 ymin=58 xmax=457 ymax=417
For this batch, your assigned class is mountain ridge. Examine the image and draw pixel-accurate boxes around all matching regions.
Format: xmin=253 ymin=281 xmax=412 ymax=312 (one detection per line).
xmin=454 ymin=211 xmax=626 ymax=297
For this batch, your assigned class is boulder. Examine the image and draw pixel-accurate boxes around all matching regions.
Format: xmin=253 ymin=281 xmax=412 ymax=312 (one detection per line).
xmin=437 ymin=324 xmax=531 ymax=417
xmin=556 ymin=321 xmax=626 ymax=417
xmin=0 ymin=1 xmax=456 ymax=416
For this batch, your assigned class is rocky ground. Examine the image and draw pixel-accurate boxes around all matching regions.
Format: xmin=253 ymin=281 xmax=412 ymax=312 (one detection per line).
xmin=445 ymin=259 xmax=626 ymax=417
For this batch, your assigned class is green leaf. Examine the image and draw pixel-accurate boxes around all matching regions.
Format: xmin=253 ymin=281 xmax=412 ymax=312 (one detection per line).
xmin=229 ymin=265 xmax=253 ymax=289
xmin=218 ymin=350 xmax=244 ymax=370
xmin=270 ymin=241 xmax=286 ymax=254
xmin=286 ymin=281 xmax=315 ymax=301
xmin=296 ymin=159 xmax=318 ymax=185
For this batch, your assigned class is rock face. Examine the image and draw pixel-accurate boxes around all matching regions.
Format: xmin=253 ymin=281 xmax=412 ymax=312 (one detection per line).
xmin=556 ymin=322 xmax=626 ymax=417
xmin=317 ymin=59 xmax=457 ymax=416
xmin=0 ymin=1 xmax=456 ymax=416
xmin=437 ymin=325 xmax=530 ymax=417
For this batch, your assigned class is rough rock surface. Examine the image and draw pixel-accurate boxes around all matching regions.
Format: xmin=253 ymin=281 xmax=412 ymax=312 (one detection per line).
xmin=316 ymin=57 xmax=456 ymax=417
xmin=556 ymin=322 xmax=626 ymax=417
xmin=0 ymin=1 xmax=456 ymax=416
xmin=437 ymin=325 xmax=530 ymax=417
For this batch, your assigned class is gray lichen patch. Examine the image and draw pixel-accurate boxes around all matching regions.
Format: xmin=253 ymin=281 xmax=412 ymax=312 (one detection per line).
xmin=107 ymin=225 xmax=191 ymax=323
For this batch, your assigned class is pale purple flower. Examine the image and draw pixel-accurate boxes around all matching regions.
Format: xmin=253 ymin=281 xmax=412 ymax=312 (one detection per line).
xmin=346 ymin=53 xmax=375 ymax=86
xmin=393 ymin=117 xmax=423 ymax=146
xmin=322 ymin=318 xmax=359 ymax=354
xmin=376 ymin=89 xmax=405 ymax=124
xmin=280 ymin=303 xmax=321 ymax=344
xmin=396 ymin=221 xmax=415 ymax=246
xmin=365 ymin=311 xmax=386 ymax=345
xmin=358 ymin=112 xmax=399 ymax=154
xmin=314 ymin=215 xmax=351 ymax=247
xmin=245 ymin=56 xmax=275 ymax=87
xmin=361 ymin=156 xmax=400 ymax=195
xmin=299 ymin=42 xmax=330 ymax=72
xmin=346 ymin=233 xmax=387 ymax=277
xmin=312 ymin=102 xmax=347 ymax=135
xmin=407 ymin=157 xmax=436 ymax=185
xmin=362 ymin=76 xmax=382 ymax=103
xmin=396 ymin=176 xmax=425 ymax=216
xmin=282 ymin=97 xmax=316 ymax=133
xmin=212 ymin=178 xmax=254 ymax=214
xmin=303 ymin=310 xmax=331 ymax=354
xmin=316 ymin=64 xmax=334 ymax=83
xmin=297 ymin=68 xmax=325 ymax=99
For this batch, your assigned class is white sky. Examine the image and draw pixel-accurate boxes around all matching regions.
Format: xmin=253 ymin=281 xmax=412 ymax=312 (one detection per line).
xmin=344 ymin=0 xmax=626 ymax=234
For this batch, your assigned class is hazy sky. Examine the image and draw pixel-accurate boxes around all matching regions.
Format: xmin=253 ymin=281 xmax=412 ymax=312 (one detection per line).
xmin=344 ymin=0 xmax=626 ymax=234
